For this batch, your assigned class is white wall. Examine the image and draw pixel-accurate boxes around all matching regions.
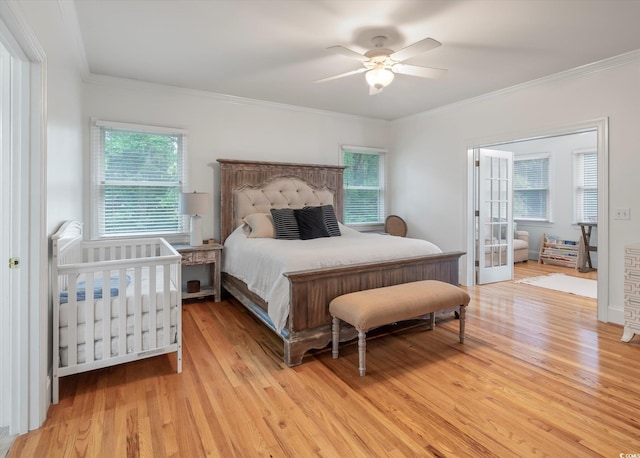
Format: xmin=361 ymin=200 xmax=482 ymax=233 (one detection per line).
xmin=390 ymin=56 xmax=640 ymax=324
xmin=19 ymin=1 xmax=84 ymax=235
xmin=82 ymin=78 xmax=390 ymax=243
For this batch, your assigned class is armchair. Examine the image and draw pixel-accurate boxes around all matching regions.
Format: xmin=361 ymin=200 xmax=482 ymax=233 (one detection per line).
xmin=480 ymin=229 xmax=530 ymax=265
xmin=514 ymin=230 xmax=529 ymax=263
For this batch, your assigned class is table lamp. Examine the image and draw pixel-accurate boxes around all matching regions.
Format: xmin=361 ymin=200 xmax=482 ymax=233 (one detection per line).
xmin=180 ymin=191 xmax=210 ymax=246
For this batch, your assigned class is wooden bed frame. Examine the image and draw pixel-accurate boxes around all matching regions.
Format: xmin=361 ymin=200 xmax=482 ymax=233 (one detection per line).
xmin=218 ymin=159 xmax=464 ymax=366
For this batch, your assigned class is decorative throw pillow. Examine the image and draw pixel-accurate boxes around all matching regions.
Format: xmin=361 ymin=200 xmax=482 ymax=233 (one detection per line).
xmin=304 ymin=204 xmax=341 ymax=237
xmin=270 ymin=208 xmax=301 ymax=240
xmin=294 ymin=206 xmax=330 ymax=240
xmin=242 ymin=213 xmax=275 ymax=238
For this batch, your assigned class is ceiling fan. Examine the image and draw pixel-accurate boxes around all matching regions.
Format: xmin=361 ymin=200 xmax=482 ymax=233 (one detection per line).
xmin=315 ymin=35 xmax=447 ymax=95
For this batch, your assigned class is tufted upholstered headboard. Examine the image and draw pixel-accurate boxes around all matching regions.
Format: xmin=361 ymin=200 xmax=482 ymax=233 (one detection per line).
xmin=217 ymin=159 xmax=346 ymax=243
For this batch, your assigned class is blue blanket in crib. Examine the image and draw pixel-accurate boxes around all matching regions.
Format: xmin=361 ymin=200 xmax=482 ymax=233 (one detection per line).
xmin=59 ymin=275 xmax=131 ymax=304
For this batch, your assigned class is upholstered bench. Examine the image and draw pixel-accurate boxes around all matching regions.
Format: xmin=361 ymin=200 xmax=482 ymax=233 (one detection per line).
xmin=329 ymin=280 xmax=471 ymax=376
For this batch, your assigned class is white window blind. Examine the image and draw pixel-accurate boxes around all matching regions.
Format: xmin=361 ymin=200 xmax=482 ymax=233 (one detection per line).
xmin=341 ymin=147 xmax=386 ymax=225
xmin=91 ymin=120 xmax=188 ymax=238
xmin=575 ymin=150 xmax=597 ymax=222
xmin=513 ymin=155 xmax=549 ymax=220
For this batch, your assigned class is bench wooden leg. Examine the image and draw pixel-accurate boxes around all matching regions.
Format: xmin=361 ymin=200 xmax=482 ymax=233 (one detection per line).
xmin=358 ymin=330 xmax=366 ymax=376
xmin=332 ymin=316 xmax=340 ymax=359
xmin=459 ymin=305 xmax=466 ymax=343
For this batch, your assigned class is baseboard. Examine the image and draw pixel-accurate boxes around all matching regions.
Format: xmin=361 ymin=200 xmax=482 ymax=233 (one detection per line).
xmin=607 ymin=304 xmax=624 ymax=325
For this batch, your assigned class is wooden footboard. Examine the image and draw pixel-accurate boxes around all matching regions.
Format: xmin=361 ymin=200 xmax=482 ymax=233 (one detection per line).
xmin=223 ymin=251 xmax=464 ymax=366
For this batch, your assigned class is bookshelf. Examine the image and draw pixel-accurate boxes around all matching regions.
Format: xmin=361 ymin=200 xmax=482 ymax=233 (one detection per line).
xmin=538 ymin=233 xmax=578 ymax=268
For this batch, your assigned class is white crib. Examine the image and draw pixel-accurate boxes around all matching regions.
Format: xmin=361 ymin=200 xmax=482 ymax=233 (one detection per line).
xmin=52 ymin=221 xmax=182 ymax=404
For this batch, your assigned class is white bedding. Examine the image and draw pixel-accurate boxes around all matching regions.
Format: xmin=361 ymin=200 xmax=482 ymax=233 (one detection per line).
xmin=222 ymin=224 xmax=442 ymax=332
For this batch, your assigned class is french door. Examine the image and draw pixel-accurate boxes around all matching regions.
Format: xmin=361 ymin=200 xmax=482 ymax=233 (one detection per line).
xmin=476 ymin=148 xmax=514 ymax=284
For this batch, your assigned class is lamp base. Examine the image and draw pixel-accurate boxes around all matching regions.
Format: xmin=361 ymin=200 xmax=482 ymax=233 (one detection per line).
xmin=190 ymin=215 xmax=203 ymax=246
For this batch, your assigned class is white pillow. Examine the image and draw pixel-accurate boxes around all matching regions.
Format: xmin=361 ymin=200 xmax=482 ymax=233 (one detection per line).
xmin=242 ymin=213 xmax=275 ymax=238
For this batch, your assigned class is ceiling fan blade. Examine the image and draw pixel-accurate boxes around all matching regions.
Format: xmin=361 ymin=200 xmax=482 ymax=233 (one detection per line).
xmin=314 ymin=67 xmax=366 ymax=83
xmin=392 ymin=63 xmax=447 ymax=79
xmin=389 ymin=37 xmax=441 ymax=62
xmin=369 ymin=85 xmax=383 ymax=96
xmin=326 ymin=45 xmax=368 ymax=60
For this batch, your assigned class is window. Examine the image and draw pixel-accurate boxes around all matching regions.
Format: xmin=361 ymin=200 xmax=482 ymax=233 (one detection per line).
xmin=513 ymin=154 xmax=549 ymax=221
xmin=574 ymin=149 xmax=597 ymax=222
xmin=341 ymin=146 xmax=386 ymax=225
xmin=91 ymin=120 xmax=187 ymax=239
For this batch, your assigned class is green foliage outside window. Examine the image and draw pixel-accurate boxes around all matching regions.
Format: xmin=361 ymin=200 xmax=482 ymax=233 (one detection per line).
xmin=342 ymin=150 xmax=384 ymax=224
xmin=102 ymin=130 xmax=183 ymax=235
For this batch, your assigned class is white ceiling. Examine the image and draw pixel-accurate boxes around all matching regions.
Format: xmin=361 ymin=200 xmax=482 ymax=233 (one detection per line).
xmin=72 ymin=0 xmax=640 ymax=120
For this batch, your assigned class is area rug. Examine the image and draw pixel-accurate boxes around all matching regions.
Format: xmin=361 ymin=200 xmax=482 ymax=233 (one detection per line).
xmin=515 ymin=273 xmax=597 ymax=299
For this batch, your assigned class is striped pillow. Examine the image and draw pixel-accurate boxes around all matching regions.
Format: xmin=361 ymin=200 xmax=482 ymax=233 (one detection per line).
xmin=270 ymin=208 xmax=301 ymax=240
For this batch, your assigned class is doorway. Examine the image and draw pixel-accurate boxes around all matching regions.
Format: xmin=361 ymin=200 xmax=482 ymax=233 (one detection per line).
xmin=488 ymin=130 xmax=598 ymax=277
xmin=466 ymin=119 xmax=609 ymax=321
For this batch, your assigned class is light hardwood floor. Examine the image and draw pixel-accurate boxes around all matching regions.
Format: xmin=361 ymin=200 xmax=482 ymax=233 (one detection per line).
xmin=9 ymin=263 xmax=639 ymax=457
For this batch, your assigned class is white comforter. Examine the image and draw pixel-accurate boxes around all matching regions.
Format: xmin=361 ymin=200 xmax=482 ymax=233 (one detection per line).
xmin=222 ymin=224 xmax=442 ymax=333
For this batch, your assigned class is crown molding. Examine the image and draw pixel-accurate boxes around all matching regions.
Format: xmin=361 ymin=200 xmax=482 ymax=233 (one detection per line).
xmin=84 ymin=73 xmax=388 ymax=124
xmin=393 ymin=48 xmax=640 ymax=123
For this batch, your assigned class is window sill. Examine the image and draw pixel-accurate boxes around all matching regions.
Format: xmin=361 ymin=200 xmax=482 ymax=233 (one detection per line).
xmin=345 ymin=223 xmax=385 ymax=232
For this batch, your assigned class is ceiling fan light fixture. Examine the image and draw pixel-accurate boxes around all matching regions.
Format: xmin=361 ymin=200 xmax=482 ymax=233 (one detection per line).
xmin=365 ymin=67 xmax=394 ymax=90
xmin=319 ymin=36 xmax=445 ymax=93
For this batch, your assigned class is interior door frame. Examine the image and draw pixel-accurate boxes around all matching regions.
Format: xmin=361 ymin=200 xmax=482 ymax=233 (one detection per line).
xmin=464 ymin=118 xmax=609 ymax=322
xmin=0 ymin=1 xmax=48 ymax=433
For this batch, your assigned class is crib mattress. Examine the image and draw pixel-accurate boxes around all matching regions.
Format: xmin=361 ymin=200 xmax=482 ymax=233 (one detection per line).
xmin=59 ymin=327 xmax=177 ymax=366
xmin=59 ymin=308 xmax=178 ymax=347
xmin=58 ymin=266 xmax=179 ymax=367
xmin=58 ymin=266 xmax=178 ymax=325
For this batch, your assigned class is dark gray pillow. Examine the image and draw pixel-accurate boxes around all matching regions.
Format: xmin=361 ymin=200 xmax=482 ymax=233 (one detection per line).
xmin=304 ymin=204 xmax=341 ymax=237
xmin=294 ymin=206 xmax=330 ymax=240
xmin=270 ymin=208 xmax=300 ymax=240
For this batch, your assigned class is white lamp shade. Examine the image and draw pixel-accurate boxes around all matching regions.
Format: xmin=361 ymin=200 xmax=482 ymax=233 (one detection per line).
xmin=180 ymin=192 xmax=210 ymax=216
xmin=365 ymin=67 xmax=395 ymax=89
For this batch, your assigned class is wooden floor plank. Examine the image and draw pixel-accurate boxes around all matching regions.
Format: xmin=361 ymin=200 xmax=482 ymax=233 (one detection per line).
xmin=9 ymin=263 xmax=640 ymax=457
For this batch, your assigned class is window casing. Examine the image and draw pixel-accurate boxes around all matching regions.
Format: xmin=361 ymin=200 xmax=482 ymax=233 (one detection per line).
xmin=574 ymin=149 xmax=597 ymax=223
xmin=90 ymin=120 xmax=188 ymax=239
xmin=341 ymin=146 xmax=386 ymax=225
xmin=513 ymin=154 xmax=550 ymax=221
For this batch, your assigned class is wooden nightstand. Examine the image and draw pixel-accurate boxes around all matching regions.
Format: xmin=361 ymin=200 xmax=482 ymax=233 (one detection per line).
xmin=174 ymin=243 xmax=223 ymax=302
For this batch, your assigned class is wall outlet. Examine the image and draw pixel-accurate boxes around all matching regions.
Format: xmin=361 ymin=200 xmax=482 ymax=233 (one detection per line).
xmin=615 ymin=208 xmax=631 ymax=220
